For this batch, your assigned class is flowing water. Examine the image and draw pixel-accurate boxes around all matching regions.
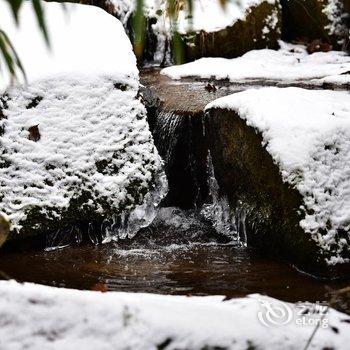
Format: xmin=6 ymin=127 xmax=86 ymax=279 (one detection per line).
xmin=1 ymin=207 xmax=349 ymax=308
xmin=1 ymin=235 xmax=349 ymax=304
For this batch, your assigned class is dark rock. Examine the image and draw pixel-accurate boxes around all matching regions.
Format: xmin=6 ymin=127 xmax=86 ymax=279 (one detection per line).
xmin=28 ymin=125 xmax=41 ymax=142
xmin=204 ymin=107 xmax=350 ymax=277
xmin=281 ymin=0 xmax=349 ymax=49
xmin=307 ymin=39 xmax=333 ymax=53
xmin=177 ymin=1 xmax=281 ymax=63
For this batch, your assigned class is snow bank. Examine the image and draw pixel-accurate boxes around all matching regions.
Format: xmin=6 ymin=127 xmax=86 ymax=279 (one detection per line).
xmin=162 ymin=41 xmax=350 ymax=85
xmin=0 ymin=1 xmax=137 ymax=89
xmin=206 ymin=87 xmax=350 ymax=265
xmin=0 ymin=1 xmax=167 ymax=240
xmin=0 ymin=280 xmax=349 ymax=350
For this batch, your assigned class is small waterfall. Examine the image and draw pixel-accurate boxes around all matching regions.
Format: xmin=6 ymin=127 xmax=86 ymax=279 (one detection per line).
xmin=200 ymin=152 xmax=247 ymax=246
xmin=150 ymin=109 xmax=208 ymax=208
xmin=152 ymin=110 xmax=184 ymax=169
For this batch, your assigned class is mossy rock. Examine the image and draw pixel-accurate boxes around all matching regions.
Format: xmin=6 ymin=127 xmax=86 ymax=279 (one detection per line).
xmin=281 ymin=0 xmax=349 ymax=48
xmin=176 ymin=1 xmax=281 ymax=63
xmin=0 ymin=77 xmax=165 ymax=246
xmin=205 ymin=107 xmax=350 ymax=276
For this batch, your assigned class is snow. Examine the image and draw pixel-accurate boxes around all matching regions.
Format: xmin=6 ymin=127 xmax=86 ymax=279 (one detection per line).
xmin=323 ymin=0 xmax=348 ymax=42
xmin=0 ymin=1 xmax=137 ymax=90
xmin=162 ymin=41 xmax=350 ymax=85
xmin=0 ymin=280 xmax=349 ymax=350
xmin=0 ymin=1 xmax=167 ymax=237
xmin=109 ymin=0 xmax=134 ymax=24
xmin=206 ymin=87 xmax=350 ymax=264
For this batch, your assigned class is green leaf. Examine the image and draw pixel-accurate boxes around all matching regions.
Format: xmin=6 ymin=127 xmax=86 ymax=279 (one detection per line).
xmin=31 ymin=0 xmax=50 ymax=47
xmin=0 ymin=29 xmax=26 ymax=82
xmin=7 ymin=0 xmax=23 ymax=24
xmin=172 ymin=31 xmax=184 ymax=65
xmin=132 ymin=0 xmax=146 ymax=59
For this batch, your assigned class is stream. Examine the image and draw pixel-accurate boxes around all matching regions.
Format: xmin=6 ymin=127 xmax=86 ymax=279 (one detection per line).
xmin=1 ymin=69 xmax=350 ymax=316
xmin=1 ymin=207 xmax=349 ymax=308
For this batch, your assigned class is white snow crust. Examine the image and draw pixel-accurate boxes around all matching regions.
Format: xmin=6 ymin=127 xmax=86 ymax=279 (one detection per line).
xmin=0 ymin=280 xmax=349 ymax=350
xmin=175 ymin=0 xmax=277 ymax=34
xmin=206 ymin=87 xmax=350 ymax=264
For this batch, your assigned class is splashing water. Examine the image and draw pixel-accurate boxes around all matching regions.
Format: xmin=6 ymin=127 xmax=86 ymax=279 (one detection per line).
xmin=103 ymin=170 xmax=168 ymax=243
xmin=200 ymin=152 xmax=247 ymax=246
xmin=45 ymin=169 xmax=168 ymax=250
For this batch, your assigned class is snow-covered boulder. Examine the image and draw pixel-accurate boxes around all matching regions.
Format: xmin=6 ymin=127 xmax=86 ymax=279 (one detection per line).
xmin=0 ymin=2 xmax=167 ymax=243
xmin=162 ymin=41 xmax=350 ymax=87
xmin=104 ymin=0 xmax=281 ymax=64
xmin=175 ymin=0 xmax=282 ymax=63
xmin=205 ymin=87 xmax=350 ymax=274
xmin=281 ymin=0 xmax=349 ymax=48
xmin=1 ymin=280 xmax=350 ymax=349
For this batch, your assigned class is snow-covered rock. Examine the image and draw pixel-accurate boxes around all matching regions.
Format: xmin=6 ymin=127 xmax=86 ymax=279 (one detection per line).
xmin=205 ymin=87 xmax=350 ymax=270
xmin=162 ymin=41 xmax=350 ymax=86
xmin=174 ymin=0 xmax=282 ymax=63
xmin=0 ymin=280 xmax=349 ymax=350
xmin=0 ymin=2 xmax=167 ymax=242
xmin=107 ymin=0 xmax=281 ymax=64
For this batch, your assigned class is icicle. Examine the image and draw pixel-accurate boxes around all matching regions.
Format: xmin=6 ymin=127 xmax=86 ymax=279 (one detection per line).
xmin=102 ymin=169 xmax=168 ymax=243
